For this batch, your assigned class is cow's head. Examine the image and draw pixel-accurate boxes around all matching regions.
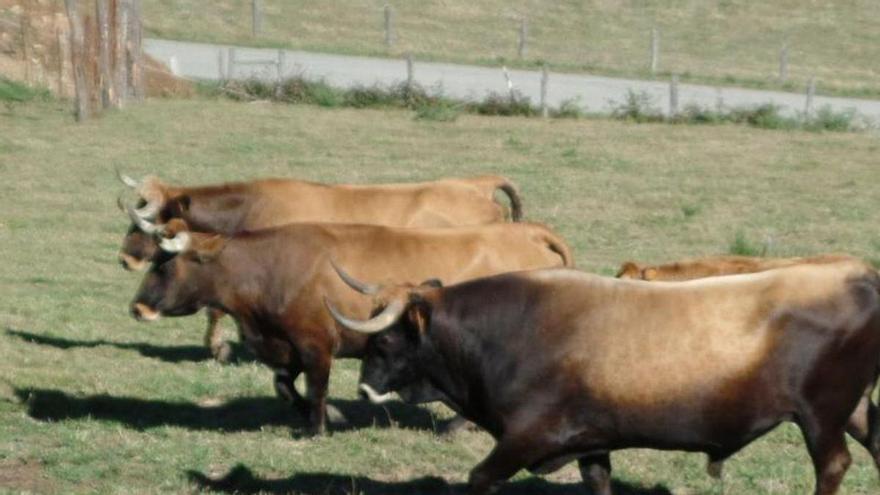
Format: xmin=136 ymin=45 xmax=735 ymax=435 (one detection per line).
xmin=324 ymin=263 xmax=442 ymax=405
xmin=129 ymin=216 xmax=226 ymax=323
xmin=117 ymin=173 xmax=190 ymax=271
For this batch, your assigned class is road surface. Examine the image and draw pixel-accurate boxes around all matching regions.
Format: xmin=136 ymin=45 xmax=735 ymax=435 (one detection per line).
xmin=146 ymin=38 xmax=880 ymax=122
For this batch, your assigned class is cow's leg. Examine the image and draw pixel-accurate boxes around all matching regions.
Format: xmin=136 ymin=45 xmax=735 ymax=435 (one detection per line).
xmin=300 ymin=341 xmax=338 ymax=435
xmin=578 ymin=453 xmax=612 ymax=495
xmin=438 ymin=414 xmax=475 ymax=436
xmin=844 ymin=384 xmax=880 ymax=474
xmin=800 ymin=422 xmax=852 ymax=495
xmin=273 ymin=365 xmax=310 ymax=418
xmin=204 ymin=308 xmax=231 ymax=362
xmin=467 ymin=435 xmax=548 ymax=495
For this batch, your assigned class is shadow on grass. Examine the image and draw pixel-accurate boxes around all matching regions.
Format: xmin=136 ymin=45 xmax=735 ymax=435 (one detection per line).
xmin=13 ymin=387 xmax=438 ymax=435
xmin=187 ymin=464 xmax=672 ymax=494
xmin=5 ymin=328 xmax=254 ymax=364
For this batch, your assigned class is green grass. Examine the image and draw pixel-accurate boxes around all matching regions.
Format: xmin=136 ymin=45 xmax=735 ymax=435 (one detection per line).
xmin=139 ymin=1 xmax=880 ymax=99
xmin=2 ymin=97 xmax=880 ymax=493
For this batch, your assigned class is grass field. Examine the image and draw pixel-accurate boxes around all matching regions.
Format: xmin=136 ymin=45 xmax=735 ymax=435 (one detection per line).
xmin=2 ymin=96 xmax=880 ymax=494
xmin=139 ymin=0 xmax=880 ymax=98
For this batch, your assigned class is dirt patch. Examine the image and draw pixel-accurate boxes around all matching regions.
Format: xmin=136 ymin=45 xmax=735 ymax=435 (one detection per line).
xmin=0 ymin=458 xmax=56 ymax=493
xmin=0 ymin=0 xmax=193 ymax=98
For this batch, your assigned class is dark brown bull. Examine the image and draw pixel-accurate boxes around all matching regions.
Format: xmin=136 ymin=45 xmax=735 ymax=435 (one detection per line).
xmin=128 ymin=217 xmax=572 ymax=434
xmin=328 ymin=261 xmax=880 ymax=495
xmin=617 ymin=253 xmax=880 ymax=479
xmin=117 ymin=172 xmax=524 ymax=360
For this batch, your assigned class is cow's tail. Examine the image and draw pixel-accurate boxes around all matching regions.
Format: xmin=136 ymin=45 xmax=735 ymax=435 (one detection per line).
xmin=543 ymin=229 xmax=575 ymax=268
xmin=477 ymin=175 xmax=523 ymax=222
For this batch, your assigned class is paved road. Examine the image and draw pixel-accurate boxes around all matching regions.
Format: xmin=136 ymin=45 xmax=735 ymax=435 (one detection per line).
xmin=146 ymin=38 xmax=880 ymax=122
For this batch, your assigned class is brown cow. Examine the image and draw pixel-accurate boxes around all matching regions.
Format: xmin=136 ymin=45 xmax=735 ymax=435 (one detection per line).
xmin=127 ymin=216 xmax=572 ymax=434
xmin=328 ymin=260 xmax=880 ymax=495
xmin=117 ymin=173 xmax=524 ymax=361
xmin=617 ymin=253 xmax=880 ymax=479
xmin=615 ymin=254 xmax=854 ymax=281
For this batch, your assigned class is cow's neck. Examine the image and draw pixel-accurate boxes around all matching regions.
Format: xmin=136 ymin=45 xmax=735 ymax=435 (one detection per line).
xmin=420 ymin=323 xmax=506 ymax=437
xmin=181 ymin=188 xmax=254 ymax=234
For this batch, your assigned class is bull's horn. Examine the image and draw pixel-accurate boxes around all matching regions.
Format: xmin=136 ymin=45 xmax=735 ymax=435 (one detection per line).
xmin=358 ymin=383 xmax=395 ymax=405
xmin=159 ymin=231 xmax=191 ymax=253
xmin=324 ymin=297 xmax=405 ymax=334
xmin=116 ymin=169 xmax=140 ymax=189
xmin=125 ymin=202 xmax=164 ymax=235
xmin=330 ymin=259 xmax=380 ymax=295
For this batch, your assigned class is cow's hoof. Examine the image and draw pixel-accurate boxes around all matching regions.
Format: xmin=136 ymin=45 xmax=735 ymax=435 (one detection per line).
xmin=706 ymin=460 xmax=724 ymax=479
xmin=211 ymin=342 xmax=232 ymax=363
xmin=326 ymin=404 xmax=348 ymax=426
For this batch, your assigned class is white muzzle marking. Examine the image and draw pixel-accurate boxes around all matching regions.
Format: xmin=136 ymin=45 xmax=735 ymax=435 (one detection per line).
xmin=359 ymin=383 xmax=395 ymax=405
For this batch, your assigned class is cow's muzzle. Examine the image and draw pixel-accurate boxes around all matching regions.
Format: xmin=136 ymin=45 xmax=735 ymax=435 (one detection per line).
xmin=130 ymin=302 xmax=160 ymax=322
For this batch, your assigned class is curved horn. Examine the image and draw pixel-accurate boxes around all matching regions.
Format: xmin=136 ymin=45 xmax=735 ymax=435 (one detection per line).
xmin=324 ymin=297 xmax=405 ymax=334
xmin=330 ymin=259 xmax=380 ymax=295
xmin=159 ymin=231 xmax=191 ymax=253
xmin=116 ymin=169 xmax=140 ymax=189
xmin=125 ymin=202 xmax=164 ymax=235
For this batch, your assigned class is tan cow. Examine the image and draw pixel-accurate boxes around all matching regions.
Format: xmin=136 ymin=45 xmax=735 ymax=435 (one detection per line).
xmin=117 ymin=173 xmax=524 ymax=360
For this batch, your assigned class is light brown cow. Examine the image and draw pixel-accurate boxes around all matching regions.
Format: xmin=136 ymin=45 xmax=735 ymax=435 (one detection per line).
xmin=616 ymin=254 xmax=857 ymax=281
xmin=128 ymin=217 xmax=572 ymax=434
xmin=616 ymin=252 xmax=879 ymax=479
xmin=118 ymin=173 xmax=524 ymax=360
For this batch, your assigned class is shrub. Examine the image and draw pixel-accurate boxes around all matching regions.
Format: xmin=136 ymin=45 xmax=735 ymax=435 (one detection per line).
xmin=469 ymin=90 xmax=536 ymax=117
xmin=609 ymin=90 xmax=663 ymax=123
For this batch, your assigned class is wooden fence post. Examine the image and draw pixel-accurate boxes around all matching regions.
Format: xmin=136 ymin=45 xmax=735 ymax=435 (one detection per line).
xmin=650 ymin=26 xmax=659 ymax=75
xmin=96 ymin=0 xmax=113 ymax=108
xmin=65 ymin=0 xmax=90 ymax=121
xmin=778 ymin=43 xmax=788 ymax=84
xmin=669 ymin=74 xmax=679 ymax=117
xmin=518 ymin=18 xmax=527 ymax=59
xmin=540 ymin=64 xmax=549 ymax=118
xmin=114 ymin=0 xmax=129 ymax=108
xmin=384 ymin=4 xmax=394 ymax=47
xmin=129 ymin=0 xmax=144 ymax=101
xmin=502 ymin=66 xmax=514 ymax=100
xmin=20 ymin=11 xmax=31 ymax=84
xmin=252 ymin=0 xmax=262 ymax=37
xmin=227 ymin=47 xmax=236 ymax=80
xmin=218 ymin=48 xmax=226 ymax=81
xmin=275 ymin=49 xmax=285 ymax=98
xmin=804 ymin=76 xmax=816 ymax=119
xmin=56 ymin=27 xmax=66 ymax=97
xmin=406 ymin=52 xmax=414 ymax=88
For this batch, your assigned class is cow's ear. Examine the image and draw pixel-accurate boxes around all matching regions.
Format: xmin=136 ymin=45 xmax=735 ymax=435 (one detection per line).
xmin=642 ymin=268 xmax=658 ymax=281
xmin=165 ymin=195 xmax=191 ymax=218
xmin=616 ymin=261 xmax=640 ymax=279
xmin=192 ymin=235 xmax=227 ymax=263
